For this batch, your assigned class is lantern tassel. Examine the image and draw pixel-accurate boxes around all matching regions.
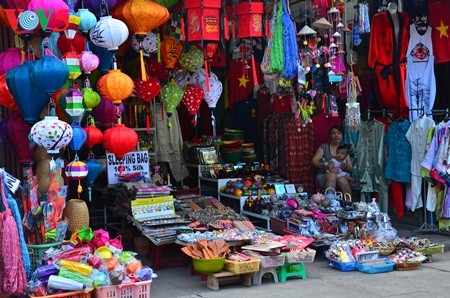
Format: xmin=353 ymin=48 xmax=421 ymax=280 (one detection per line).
xmin=251 ymin=52 xmax=259 ymax=86
xmin=88 ymin=186 xmax=92 ymax=202
xmin=157 ymin=33 xmax=161 ymax=63
xmin=146 ymin=104 xmax=151 ymax=134
xmin=139 ymin=42 xmax=147 ymax=81
xmin=211 ymin=110 xmax=216 ymax=136
xmin=77 ymin=181 xmax=83 ymax=194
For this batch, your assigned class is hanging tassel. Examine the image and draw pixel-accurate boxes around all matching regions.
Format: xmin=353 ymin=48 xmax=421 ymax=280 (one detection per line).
xmin=139 ymin=41 xmax=148 ymax=81
xmin=211 ymin=110 xmax=216 ymax=136
xmin=77 ymin=180 xmax=83 ymax=194
xmin=88 ymin=186 xmax=92 ymax=202
xmin=224 ymin=16 xmax=229 ymax=41
xmin=146 ymin=104 xmax=151 ymax=134
xmin=157 ymin=33 xmax=161 ymax=63
xmin=251 ymin=52 xmax=259 ymax=86
xmin=204 ymin=57 xmax=210 ymax=92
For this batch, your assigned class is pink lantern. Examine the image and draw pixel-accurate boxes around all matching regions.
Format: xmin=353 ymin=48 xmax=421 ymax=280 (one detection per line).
xmin=29 ymin=116 xmax=73 ymax=154
xmin=4 ymin=112 xmax=36 ymax=165
xmin=0 ymin=48 xmax=22 ymax=75
xmin=91 ymin=97 xmax=124 ymax=127
xmin=80 ymin=51 xmax=100 ymax=74
xmin=28 ymin=0 xmax=70 ymax=33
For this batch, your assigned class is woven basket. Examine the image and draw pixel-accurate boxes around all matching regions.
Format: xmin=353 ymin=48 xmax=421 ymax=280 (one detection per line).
xmin=63 ymin=199 xmax=89 ymax=232
xmin=394 ymin=261 xmax=421 ymax=271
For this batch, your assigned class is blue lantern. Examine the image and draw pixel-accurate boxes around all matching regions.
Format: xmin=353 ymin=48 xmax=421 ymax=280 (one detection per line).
xmin=76 ymin=8 xmax=98 ymax=34
xmin=6 ymin=62 xmax=50 ymax=123
xmin=69 ymin=123 xmax=87 ymax=151
xmin=85 ymin=157 xmax=102 ymax=201
xmin=89 ymin=41 xmax=113 ymax=73
xmin=32 ymin=55 xmax=70 ymax=96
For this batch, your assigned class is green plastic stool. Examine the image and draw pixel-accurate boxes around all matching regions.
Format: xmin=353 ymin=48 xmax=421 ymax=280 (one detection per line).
xmin=276 ymin=263 xmax=307 ymax=282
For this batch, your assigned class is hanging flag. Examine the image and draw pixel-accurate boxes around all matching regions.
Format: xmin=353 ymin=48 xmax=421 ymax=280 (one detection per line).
xmin=429 ymin=0 xmax=450 ymax=63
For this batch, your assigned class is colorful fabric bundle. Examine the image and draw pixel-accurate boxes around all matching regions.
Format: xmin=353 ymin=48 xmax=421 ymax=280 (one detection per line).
xmin=281 ymin=0 xmax=298 ymax=79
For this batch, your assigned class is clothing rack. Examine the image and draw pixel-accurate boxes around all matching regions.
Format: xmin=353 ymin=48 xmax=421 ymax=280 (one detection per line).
xmin=366 ymin=107 xmax=425 ymax=119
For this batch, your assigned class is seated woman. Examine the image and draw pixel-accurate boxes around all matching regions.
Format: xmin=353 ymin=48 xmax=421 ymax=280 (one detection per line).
xmin=311 ymin=125 xmax=353 ymax=197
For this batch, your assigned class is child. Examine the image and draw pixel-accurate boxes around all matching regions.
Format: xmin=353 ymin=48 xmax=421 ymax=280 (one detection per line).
xmin=326 ymin=145 xmax=356 ymax=183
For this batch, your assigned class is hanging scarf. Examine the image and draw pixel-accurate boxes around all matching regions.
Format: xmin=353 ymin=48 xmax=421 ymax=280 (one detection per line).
xmin=281 ymin=0 xmax=299 ymax=79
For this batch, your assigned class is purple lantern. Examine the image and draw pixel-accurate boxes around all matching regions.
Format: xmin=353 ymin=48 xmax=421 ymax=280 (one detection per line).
xmin=91 ymin=97 xmax=124 ymax=127
xmin=5 ymin=113 xmax=36 ymax=165
xmin=83 ymin=0 xmax=117 ymax=17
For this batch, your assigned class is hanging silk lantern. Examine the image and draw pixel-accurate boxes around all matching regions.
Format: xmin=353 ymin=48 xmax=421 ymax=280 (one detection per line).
xmin=173 ymin=70 xmax=191 ymax=88
xmin=0 ymin=48 xmax=22 ymax=75
xmin=76 ymin=8 xmax=97 ymax=33
xmin=185 ymin=0 xmax=221 ymax=42
xmin=103 ymin=123 xmax=138 ymax=159
xmin=89 ymin=41 xmax=114 ymax=73
xmin=65 ymin=14 xmax=81 ymax=39
xmin=32 ymin=54 xmax=70 ymax=96
xmin=154 ymin=0 xmax=179 ymax=9
xmin=80 ymin=51 xmax=100 ymax=75
xmin=182 ymin=83 xmax=203 ymax=126
xmin=133 ymin=77 xmax=161 ymax=102
xmin=160 ymin=36 xmax=183 ymax=69
xmin=42 ymin=32 xmax=63 ymax=59
xmin=30 ymin=116 xmax=73 ymax=154
xmin=160 ymin=81 xmax=183 ymax=117
xmin=131 ymin=32 xmax=157 ymax=56
xmin=82 ymin=88 xmax=101 ymax=111
xmin=235 ymin=2 xmax=264 ymax=38
xmin=179 ymin=45 xmax=203 ymax=72
xmin=58 ymin=31 xmax=86 ymax=56
xmin=85 ymin=157 xmax=102 ymax=201
xmin=27 ymin=0 xmax=70 ymax=33
xmin=190 ymin=67 xmax=218 ymax=86
xmin=83 ymin=0 xmax=117 ymax=17
xmin=91 ymin=97 xmax=124 ymax=127
xmin=201 ymin=75 xmax=222 ymax=135
xmin=90 ymin=16 xmax=129 ymax=52
xmin=146 ymin=57 xmax=169 ymax=81
xmin=6 ymin=61 xmax=50 ymax=123
xmin=65 ymin=159 xmax=88 ymax=194
xmin=69 ymin=123 xmax=87 ymax=151
xmin=0 ymin=74 xmax=19 ymax=110
xmin=3 ymin=112 xmax=36 ymax=165
xmin=63 ymin=88 xmax=85 ymax=122
xmin=62 ymin=52 xmax=82 ymax=80
xmin=84 ymin=121 xmax=104 ymax=148
xmin=97 ymin=70 xmax=134 ymax=104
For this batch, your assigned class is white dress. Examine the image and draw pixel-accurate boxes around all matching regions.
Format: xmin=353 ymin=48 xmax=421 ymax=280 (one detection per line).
xmin=405 ymin=25 xmax=436 ymax=121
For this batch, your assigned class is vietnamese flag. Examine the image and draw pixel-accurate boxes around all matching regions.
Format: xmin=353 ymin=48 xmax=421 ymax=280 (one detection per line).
xmin=429 ymin=0 xmax=450 ymax=63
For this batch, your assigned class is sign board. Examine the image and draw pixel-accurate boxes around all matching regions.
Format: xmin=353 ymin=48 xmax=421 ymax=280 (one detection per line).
xmin=106 ymin=151 xmax=151 ymax=184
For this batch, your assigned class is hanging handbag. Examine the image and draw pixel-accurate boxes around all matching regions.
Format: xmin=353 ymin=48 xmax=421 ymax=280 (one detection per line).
xmin=344 ymin=71 xmax=362 ymax=132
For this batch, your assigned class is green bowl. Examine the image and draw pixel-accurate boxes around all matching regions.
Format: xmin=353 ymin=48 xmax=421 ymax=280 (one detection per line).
xmin=221 ymin=151 xmax=242 ymax=164
xmin=192 ymin=258 xmax=225 ymax=274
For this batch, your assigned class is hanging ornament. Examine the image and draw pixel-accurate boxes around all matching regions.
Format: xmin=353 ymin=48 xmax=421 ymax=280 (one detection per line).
xmin=97 ymin=69 xmax=134 ymax=104
xmin=65 ymin=159 xmax=89 ymax=194
xmin=85 ymin=156 xmax=102 ymax=201
xmin=182 ymin=83 xmax=203 ymax=126
xmin=160 ymin=36 xmax=183 ymax=69
xmin=160 ymin=81 xmax=183 ymax=118
xmin=32 ymin=53 xmax=70 ymax=97
xmin=179 ymin=45 xmax=203 ymax=72
xmin=65 ymin=14 xmax=81 ymax=40
xmin=133 ymin=76 xmax=161 ymax=132
xmin=62 ymin=51 xmax=82 ymax=81
xmin=82 ymin=87 xmax=101 ymax=112
xmin=0 ymin=73 xmax=19 ymax=110
xmin=62 ymin=88 xmax=85 ymax=123
xmin=80 ymin=51 xmax=100 ymax=75
xmin=84 ymin=118 xmax=104 ymax=148
xmin=90 ymin=16 xmax=129 ymax=52
xmin=68 ymin=123 xmax=87 ymax=151
xmin=235 ymin=1 xmax=264 ymax=38
xmin=76 ymin=8 xmax=97 ymax=34
xmin=200 ymin=74 xmax=222 ymax=136
xmin=29 ymin=116 xmax=73 ymax=154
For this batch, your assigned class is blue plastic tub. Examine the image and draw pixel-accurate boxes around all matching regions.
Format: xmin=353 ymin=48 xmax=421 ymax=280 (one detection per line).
xmin=328 ymin=258 xmax=358 ymax=272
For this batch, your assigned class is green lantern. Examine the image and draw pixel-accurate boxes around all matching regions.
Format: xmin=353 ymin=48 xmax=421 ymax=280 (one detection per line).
xmin=179 ymin=46 xmax=204 ymax=72
xmin=82 ymin=88 xmax=101 ymax=111
xmin=160 ymin=81 xmax=183 ymax=128
xmin=154 ymin=0 xmax=179 ymax=8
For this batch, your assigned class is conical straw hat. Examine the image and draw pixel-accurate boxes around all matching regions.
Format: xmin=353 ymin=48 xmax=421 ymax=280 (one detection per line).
xmin=312 ymin=17 xmax=333 ymax=29
xmin=297 ymin=25 xmax=317 ymax=36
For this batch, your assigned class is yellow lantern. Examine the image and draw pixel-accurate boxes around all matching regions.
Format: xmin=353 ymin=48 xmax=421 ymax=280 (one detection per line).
xmin=97 ymin=70 xmax=134 ymax=105
xmin=112 ymin=0 xmax=170 ymax=80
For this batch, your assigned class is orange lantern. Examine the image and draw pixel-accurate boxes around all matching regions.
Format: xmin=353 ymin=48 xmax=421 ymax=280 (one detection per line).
xmin=235 ymin=2 xmax=264 ymax=38
xmin=112 ymin=0 xmax=170 ymax=81
xmin=97 ymin=70 xmax=134 ymax=105
xmin=161 ymin=36 xmax=183 ymax=69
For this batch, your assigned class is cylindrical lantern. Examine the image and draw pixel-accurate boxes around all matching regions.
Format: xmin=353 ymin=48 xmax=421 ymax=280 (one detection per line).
xmin=6 ymin=61 xmax=50 ymax=123
xmin=30 ymin=116 xmax=73 ymax=154
xmin=0 ymin=48 xmax=22 ymax=75
xmin=184 ymin=0 xmax=221 ymax=41
xmin=32 ymin=55 xmax=70 ymax=96
xmin=0 ymin=73 xmax=19 ymax=110
xmin=84 ymin=123 xmax=104 ymax=148
xmin=62 ymin=52 xmax=82 ymax=80
xmin=63 ymin=199 xmax=89 ymax=233
xmin=57 ymin=31 xmax=86 ymax=55
xmin=235 ymin=2 xmax=264 ymax=38
xmin=76 ymin=8 xmax=97 ymax=33
xmin=90 ymin=16 xmax=129 ymax=52
xmin=97 ymin=70 xmax=134 ymax=104
xmin=69 ymin=123 xmax=87 ymax=151
xmin=160 ymin=36 xmax=183 ymax=69
xmin=65 ymin=14 xmax=81 ymax=39
xmin=80 ymin=51 xmax=100 ymax=74
xmin=103 ymin=123 xmax=138 ymax=159
xmin=82 ymin=88 xmax=101 ymax=111
xmin=27 ymin=0 xmax=70 ymax=32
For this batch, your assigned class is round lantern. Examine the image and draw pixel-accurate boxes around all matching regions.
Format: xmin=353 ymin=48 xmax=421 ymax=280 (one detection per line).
xmin=103 ymin=123 xmax=138 ymax=159
xmin=0 ymin=48 xmax=22 ymax=75
xmin=82 ymin=88 xmax=101 ymax=111
xmin=2 ymin=112 xmax=36 ymax=165
xmin=160 ymin=81 xmax=183 ymax=117
xmin=57 ymin=31 xmax=86 ymax=55
xmin=90 ymin=16 xmax=129 ymax=52
xmin=85 ymin=157 xmax=102 ymax=201
xmin=182 ymin=83 xmax=204 ymax=125
xmin=30 ymin=116 xmax=73 ymax=154
xmin=97 ymin=70 xmax=134 ymax=104
xmin=27 ymin=0 xmax=70 ymax=32
xmin=65 ymin=14 xmax=81 ymax=40
xmin=92 ymin=97 xmax=124 ymax=127
xmin=89 ymin=41 xmax=114 ymax=73
xmin=62 ymin=88 xmax=85 ymax=122
xmin=6 ymin=61 xmax=50 ymax=123
xmin=69 ymin=123 xmax=87 ymax=151
xmin=179 ymin=45 xmax=204 ymax=72
xmin=62 ymin=52 xmax=82 ymax=80
xmin=83 ymin=0 xmax=117 ymax=17
xmin=76 ymin=8 xmax=97 ymax=33
xmin=80 ymin=51 xmax=100 ymax=74
xmin=133 ymin=77 xmax=161 ymax=102
xmin=160 ymin=36 xmax=183 ymax=69
xmin=66 ymin=160 xmax=88 ymax=180
xmin=32 ymin=54 xmax=70 ymax=96
xmin=201 ymin=76 xmax=222 ymax=109
xmin=154 ymin=0 xmax=179 ymax=8
xmin=131 ymin=32 xmax=157 ymax=56
xmin=84 ymin=123 xmax=104 ymax=148
xmin=0 ymin=74 xmax=19 ymax=110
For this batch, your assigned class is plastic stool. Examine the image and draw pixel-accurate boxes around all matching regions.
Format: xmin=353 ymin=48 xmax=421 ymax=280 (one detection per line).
xmin=252 ymin=267 xmax=279 ymax=285
xmin=277 ymin=263 xmax=306 ymax=282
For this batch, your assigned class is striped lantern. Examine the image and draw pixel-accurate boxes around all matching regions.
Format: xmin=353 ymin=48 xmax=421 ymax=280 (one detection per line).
xmin=65 ymin=14 xmax=81 ymax=40
xmin=64 ymin=88 xmax=85 ymax=122
xmin=63 ymin=52 xmax=82 ymax=80
xmin=65 ymin=159 xmax=89 ymax=194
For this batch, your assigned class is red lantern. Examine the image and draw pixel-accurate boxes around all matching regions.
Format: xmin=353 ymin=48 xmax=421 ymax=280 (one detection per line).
xmin=184 ymin=0 xmax=221 ymax=41
xmin=133 ymin=77 xmax=161 ymax=102
xmin=145 ymin=57 xmax=169 ymax=81
xmin=235 ymin=2 xmax=264 ymax=38
xmin=182 ymin=83 xmax=203 ymax=125
xmin=84 ymin=123 xmax=104 ymax=149
xmin=103 ymin=122 xmax=138 ymax=161
xmin=57 ymin=31 xmax=86 ymax=55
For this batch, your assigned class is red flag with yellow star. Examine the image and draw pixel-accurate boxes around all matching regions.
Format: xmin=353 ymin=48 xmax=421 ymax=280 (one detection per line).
xmin=429 ymin=0 xmax=450 ymax=63
xmin=227 ymin=59 xmax=263 ymax=109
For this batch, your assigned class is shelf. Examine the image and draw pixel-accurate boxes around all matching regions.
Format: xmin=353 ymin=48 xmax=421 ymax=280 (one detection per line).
xmin=241 ymin=210 xmax=270 ymax=221
xmin=133 ymin=127 xmax=156 ymax=132
xmin=241 ymin=211 xmax=271 ymax=231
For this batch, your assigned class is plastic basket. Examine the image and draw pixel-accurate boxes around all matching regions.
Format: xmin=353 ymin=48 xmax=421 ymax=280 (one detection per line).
xmin=224 ymin=258 xmax=260 ymax=274
xmin=28 ymin=288 xmax=93 ymax=298
xmin=328 ymin=258 xmax=358 ymax=272
xmin=94 ymin=280 xmax=151 ymax=298
xmin=416 ymin=244 xmax=445 ymax=256
xmin=284 ymin=248 xmax=316 ymax=263
xmin=358 ymin=260 xmax=394 ymax=274
xmin=27 ymin=242 xmax=62 ymax=272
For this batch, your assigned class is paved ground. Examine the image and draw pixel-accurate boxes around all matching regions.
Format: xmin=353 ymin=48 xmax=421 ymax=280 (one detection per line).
xmin=148 ymin=213 xmax=450 ymax=298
